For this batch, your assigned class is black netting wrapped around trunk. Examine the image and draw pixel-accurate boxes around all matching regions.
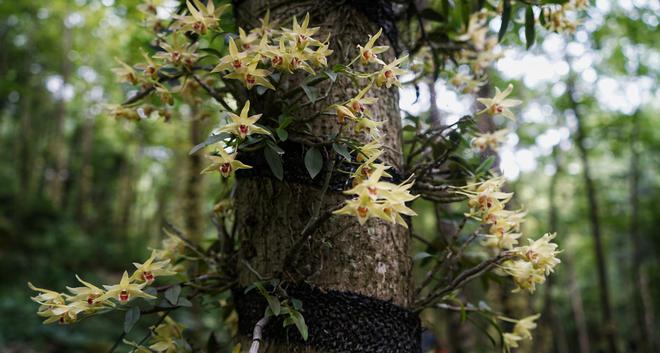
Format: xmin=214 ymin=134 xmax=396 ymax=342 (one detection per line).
xmin=233 ymin=283 xmax=422 ymax=353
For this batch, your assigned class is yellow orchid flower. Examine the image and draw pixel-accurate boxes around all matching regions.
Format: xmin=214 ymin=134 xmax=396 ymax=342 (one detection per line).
xmin=152 ymin=229 xmax=185 ymax=261
xmin=135 ymin=48 xmax=161 ymax=80
xmin=518 ymin=233 xmax=561 ymax=275
xmin=218 ymin=100 xmax=271 ymax=139
xmin=333 ymin=193 xmax=390 ymax=225
xmin=201 ymin=148 xmax=252 ymax=177
xmin=282 ymin=13 xmax=320 ymax=48
xmin=354 ymin=117 xmax=383 ymax=139
xmin=154 ymin=33 xmax=199 ymax=68
xmin=149 ymin=317 xmax=185 ymax=353
xmin=28 ymin=282 xmax=65 ymax=305
xmin=224 ymin=57 xmax=276 ymax=90
xmin=476 ymin=84 xmax=522 ymax=120
xmin=41 ymin=301 xmax=88 ymax=325
xmin=355 ymin=139 xmax=383 ymax=163
xmin=471 ymin=128 xmax=509 ymax=152
xmin=357 ymin=28 xmax=389 ymax=65
xmin=212 ymin=37 xmax=249 ymax=73
xmin=332 ymin=104 xmax=358 ymax=124
xmin=237 ymin=27 xmax=259 ymax=50
xmin=346 ymin=84 xmax=378 ymax=115
xmin=375 ymin=55 xmax=408 ymax=88
xmin=514 ymin=314 xmax=540 ymax=340
xmin=131 ymin=250 xmax=178 ymax=284
xmin=306 ymin=40 xmax=333 ymax=68
xmin=96 ymin=271 xmax=156 ymax=303
xmin=501 ymin=260 xmax=546 ymax=293
xmin=65 ymin=275 xmax=106 ymax=305
xmin=112 ymin=58 xmax=138 ymax=85
xmin=174 ymin=0 xmax=228 ymax=35
xmin=503 ymin=332 xmax=524 ymax=349
xmin=344 ymin=164 xmax=396 ymax=200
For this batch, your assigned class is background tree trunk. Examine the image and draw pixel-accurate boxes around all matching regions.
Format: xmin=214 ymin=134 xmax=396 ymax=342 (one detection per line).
xmin=568 ymin=78 xmax=618 ymax=353
xmin=233 ymin=1 xmax=411 ymax=351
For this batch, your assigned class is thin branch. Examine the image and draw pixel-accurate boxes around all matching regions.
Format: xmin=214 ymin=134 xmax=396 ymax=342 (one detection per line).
xmin=192 ymin=74 xmax=234 ymax=112
xmin=415 ymin=252 xmax=514 ymax=311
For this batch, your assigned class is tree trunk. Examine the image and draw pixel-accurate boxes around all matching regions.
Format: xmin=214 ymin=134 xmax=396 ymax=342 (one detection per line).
xmin=568 ymin=79 xmax=618 ymax=353
xmin=628 ymin=111 xmax=654 ymax=353
xmin=233 ymin=2 xmax=412 ymax=352
xmin=47 ymin=21 xmax=72 ymax=208
xmin=540 ymin=146 xmax=569 ymax=353
xmin=566 ymin=254 xmax=591 ymax=353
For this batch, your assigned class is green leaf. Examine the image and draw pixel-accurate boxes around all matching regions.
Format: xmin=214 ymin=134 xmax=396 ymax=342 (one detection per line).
xmin=419 ymin=8 xmax=445 ymax=22
xmin=266 ymin=295 xmax=281 ymax=316
xmin=332 ymin=143 xmax=352 ymax=161
xmin=177 ymin=297 xmax=193 ymax=307
xmin=123 ymin=306 xmax=140 ymax=333
xmin=276 ymin=128 xmax=288 ymax=141
xmin=290 ymin=311 xmax=308 ymax=341
xmin=264 ymin=146 xmax=284 ymax=181
xmin=324 ymin=70 xmax=338 ymax=82
xmin=189 ymin=133 xmax=230 ymax=155
xmin=199 ymin=47 xmax=223 ymax=58
xmin=476 ymin=156 xmax=496 ymax=175
xmin=304 ymin=147 xmax=323 ymax=179
xmin=413 ymin=252 xmax=433 ymax=261
xmin=498 ymin=0 xmax=511 ymax=42
xmin=291 ymin=298 xmax=303 ymax=311
xmin=301 ymin=85 xmax=318 ymax=103
xmin=165 ymin=285 xmax=181 ymax=306
xmin=525 ymin=6 xmax=536 ymax=49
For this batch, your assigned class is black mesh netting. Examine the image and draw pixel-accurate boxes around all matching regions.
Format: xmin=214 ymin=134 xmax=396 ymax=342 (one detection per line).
xmin=233 ymin=284 xmax=422 ymax=353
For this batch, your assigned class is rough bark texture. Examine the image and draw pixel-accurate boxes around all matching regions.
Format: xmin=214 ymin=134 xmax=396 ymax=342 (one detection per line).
xmin=232 ymin=1 xmax=412 ymax=352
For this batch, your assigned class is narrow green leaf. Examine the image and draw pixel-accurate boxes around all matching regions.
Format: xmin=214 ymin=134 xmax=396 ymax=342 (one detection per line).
xmin=498 ymin=0 xmax=511 ymax=42
xmin=301 ymin=85 xmax=318 ymax=103
xmin=324 ymin=70 xmax=337 ymax=82
xmin=525 ymin=6 xmax=536 ymax=49
xmin=291 ymin=311 xmax=308 ymax=341
xmin=266 ymin=295 xmax=281 ymax=316
xmin=177 ymin=297 xmax=193 ymax=307
xmin=165 ymin=285 xmax=181 ymax=306
xmin=476 ymin=156 xmax=496 ymax=175
xmin=413 ymin=252 xmax=433 ymax=261
xmin=264 ymin=147 xmax=284 ymax=180
xmin=304 ymin=147 xmax=323 ymax=179
xmin=189 ymin=133 xmax=230 ymax=155
xmin=332 ymin=143 xmax=352 ymax=161
xmin=276 ymin=128 xmax=288 ymax=141
xmin=123 ymin=306 xmax=140 ymax=333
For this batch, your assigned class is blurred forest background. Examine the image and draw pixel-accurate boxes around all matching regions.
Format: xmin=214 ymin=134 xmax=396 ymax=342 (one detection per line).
xmin=0 ymin=1 xmax=658 ymax=353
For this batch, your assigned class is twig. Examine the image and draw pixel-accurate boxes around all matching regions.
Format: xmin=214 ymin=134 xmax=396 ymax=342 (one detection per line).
xmin=415 ymin=252 xmax=514 ymax=311
xmin=249 ymin=315 xmax=271 ymax=353
xmin=192 ymin=74 xmax=234 ymax=112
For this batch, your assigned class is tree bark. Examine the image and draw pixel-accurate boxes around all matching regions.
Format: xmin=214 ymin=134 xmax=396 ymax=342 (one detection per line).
xmin=568 ymin=79 xmax=618 ymax=353
xmin=233 ymin=2 xmax=411 ymax=351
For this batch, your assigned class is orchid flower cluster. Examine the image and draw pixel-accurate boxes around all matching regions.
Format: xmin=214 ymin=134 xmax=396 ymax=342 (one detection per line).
xmin=329 ymin=29 xmax=418 ymax=228
xmin=124 ymin=316 xmax=190 ymax=353
xmin=29 ymin=233 xmax=183 ymax=325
